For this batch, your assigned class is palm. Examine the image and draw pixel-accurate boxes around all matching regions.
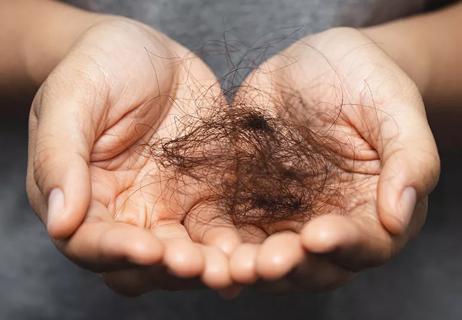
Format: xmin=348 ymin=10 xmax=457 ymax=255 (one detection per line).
xmin=228 ymin=28 xmax=434 ymax=289
xmin=268 ymin=28 xmax=424 ymax=237
xmin=29 ymin=19 xmax=238 ymax=291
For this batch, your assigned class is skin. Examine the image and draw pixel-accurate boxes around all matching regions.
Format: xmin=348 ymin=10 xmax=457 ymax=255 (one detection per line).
xmin=26 ymin=17 xmax=246 ymax=291
xmin=229 ymin=27 xmax=439 ymax=290
xmin=2 ymin=0 xmax=242 ymax=293
xmin=2 ymin=0 xmax=462 ymax=296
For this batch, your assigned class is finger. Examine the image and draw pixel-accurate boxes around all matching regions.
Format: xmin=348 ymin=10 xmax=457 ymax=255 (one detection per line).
xmin=28 ymin=78 xmax=98 ymax=239
xmin=60 ymin=206 xmax=163 ymax=272
xmin=255 ymin=231 xmax=304 ymax=280
xmin=377 ymin=98 xmax=440 ymax=235
xmin=185 ymin=207 xmax=242 ymax=256
xmin=152 ymin=223 xmax=205 ymax=278
xmin=200 ymin=245 xmax=233 ymax=289
xmin=301 ymin=214 xmax=396 ymax=271
xmin=229 ymin=243 xmax=259 ymax=284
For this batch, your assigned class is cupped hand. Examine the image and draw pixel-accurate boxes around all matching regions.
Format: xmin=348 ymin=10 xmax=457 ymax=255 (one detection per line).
xmin=229 ymin=27 xmax=440 ymax=291
xmin=26 ymin=17 xmax=241 ymax=293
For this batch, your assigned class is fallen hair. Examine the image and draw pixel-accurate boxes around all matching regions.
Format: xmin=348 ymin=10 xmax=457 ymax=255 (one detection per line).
xmin=148 ymin=89 xmax=350 ymax=230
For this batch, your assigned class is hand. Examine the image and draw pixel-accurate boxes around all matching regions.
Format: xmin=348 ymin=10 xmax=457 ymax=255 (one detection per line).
xmin=228 ymin=27 xmax=440 ymax=291
xmin=26 ymin=17 xmax=241 ymax=293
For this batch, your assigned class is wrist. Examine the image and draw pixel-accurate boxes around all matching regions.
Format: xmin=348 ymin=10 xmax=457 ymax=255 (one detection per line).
xmin=22 ymin=4 xmax=107 ymax=86
xmin=360 ymin=23 xmax=432 ymax=99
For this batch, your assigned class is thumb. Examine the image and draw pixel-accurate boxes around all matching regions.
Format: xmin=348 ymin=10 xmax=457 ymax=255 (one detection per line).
xmin=377 ymin=105 xmax=440 ymax=236
xmin=28 ymin=77 xmax=99 ymax=239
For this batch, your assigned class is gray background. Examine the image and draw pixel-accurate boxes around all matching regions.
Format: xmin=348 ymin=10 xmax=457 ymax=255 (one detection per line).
xmin=1 ymin=0 xmax=461 ymax=319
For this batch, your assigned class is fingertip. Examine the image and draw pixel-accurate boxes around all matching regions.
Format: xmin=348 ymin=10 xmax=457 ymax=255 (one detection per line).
xmin=256 ymin=232 xmax=303 ymax=281
xmin=378 ymin=142 xmax=434 ymax=237
xmin=94 ymin=224 xmax=161 ymax=267
xmin=201 ymin=246 xmax=232 ymax=289
xmin=379 ymin=212 xmax=406 ymax=236
xmin=164 ymin=240 xmax=204 ymax=278
xmin=42 ymin=159 xmax=91 ymax=240
xmin=126 ymin=233 xmax=164 ymax=265
xmin=379 ymin=186 xmax=416 ymax=236
xmin=301 ymin=215 xmax=352 ymax=254
xmin=47 ymin=217 xmax=80 ymax=240
xmin=187 ymin=216 xmax=242 ymax=257
xmin=46 ymin=188 xmax=85 ymax=240
xmin=230 ymin=243 xmax=258 ymax=284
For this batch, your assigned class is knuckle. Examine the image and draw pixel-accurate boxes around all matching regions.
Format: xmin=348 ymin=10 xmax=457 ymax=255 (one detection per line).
xmin=33 ymin=142 xmax=60 ymax=193
xmin=416 ymin=150 xmax=441 ymax=194
xmin=25 ymin=171 xmax=45 ymax=218
xmin=428 ymin=152 xmax=441 ymax=187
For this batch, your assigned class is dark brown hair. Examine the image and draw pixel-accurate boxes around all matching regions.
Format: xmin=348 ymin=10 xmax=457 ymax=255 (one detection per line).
xmin=149 ymin=86 xmax=351 ymax=231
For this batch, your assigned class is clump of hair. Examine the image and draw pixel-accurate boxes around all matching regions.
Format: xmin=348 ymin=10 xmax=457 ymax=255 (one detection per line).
xmin=149 ymin=89 xmax=348 ymax=230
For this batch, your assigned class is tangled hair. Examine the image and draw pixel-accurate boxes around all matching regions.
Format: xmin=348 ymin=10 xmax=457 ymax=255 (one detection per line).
xmin=141 ymin=28 xmax=372 ymax=230
xmin=149 ymin=89 xmax=350 ymax=229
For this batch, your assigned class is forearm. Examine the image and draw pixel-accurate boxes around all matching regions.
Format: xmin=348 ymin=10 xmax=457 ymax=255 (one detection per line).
xmin=362 ymin=2 xmax=462 ymax=109
xmin=0 ymin=0 xmax=103 ymax=95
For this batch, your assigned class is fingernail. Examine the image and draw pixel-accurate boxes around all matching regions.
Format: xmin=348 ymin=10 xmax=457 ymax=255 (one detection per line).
xmin=397 ymin=187 xmax=417 ymax=227
xmin=47 ymin=188 xmax=64 ymax=229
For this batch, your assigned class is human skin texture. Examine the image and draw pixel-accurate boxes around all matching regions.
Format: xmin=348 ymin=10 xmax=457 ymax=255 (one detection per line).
xmin=2 ymin=0 xmax=458 ymax=295
xmin=149 ymin=100 xmax=349 ymax=230
xmin=111 ymin=28 xmax=439 ymax=294
xmin=27 ymin=17 xmax=246 ymax=291
xmin=228 ymin=28 xmax=440 ymax=289
xmin=104 ymin=28 xmax=439 ymax=296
